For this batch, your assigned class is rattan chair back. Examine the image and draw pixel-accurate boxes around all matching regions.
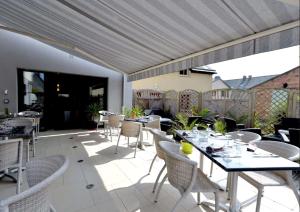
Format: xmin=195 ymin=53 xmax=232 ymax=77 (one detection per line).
xmin=227 ymin=131 xmax=261 ymax=143
xmin=159 ymin=141 xmax=196 ymax=194
xmin=120 ymin=121 xmax=142 ymax=138
xmin=0 ymin=155 xmax=69 ymax=212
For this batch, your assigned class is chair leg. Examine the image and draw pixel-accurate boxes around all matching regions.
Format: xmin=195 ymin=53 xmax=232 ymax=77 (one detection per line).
xmin=17 ymin=165 xmax=22 ymax=194
xmin=197 ymin=192 xmax=201 ymax=205
xmin=154 ymin=173 xmax=168 ymax=203
xmin=148 ymin=154 xmax=157 ymax=175
xmin=214 ymin=192 xmax=220 ymax=212
xmin=32 ymin=131 xmax=36 ymax=157
xmin=287 ymin=175 xmax=300 ymax=205
xmin=127 ymin=137 xmax=130 ymax=147
xmin=209 ymin=162 xmax=213 ymax=177
xmin=134 ymin=137 xmax=138 ymax=158
xmin=26 ymin=141 xmax=30 ymax=162
xmin=171 ymin=193 xmax=188 ymax=212
xmin=115 ymin=134 xmax=121 ymax=154
xmin=255 ymin=187 xmax=263 ymax=212
xmin=110 ymin=128 xmax=113 ymax=142
xmin=153 ymin=163 xmax=166 ymax=193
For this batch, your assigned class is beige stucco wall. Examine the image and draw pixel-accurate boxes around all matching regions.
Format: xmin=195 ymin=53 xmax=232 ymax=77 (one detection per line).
xmin=132 ymin=72 xmax=212 ymax=92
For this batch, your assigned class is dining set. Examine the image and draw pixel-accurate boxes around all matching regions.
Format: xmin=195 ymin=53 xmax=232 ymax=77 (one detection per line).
xmin=144 ymin=126 xmax=300 ymax=212
xmin=96 ymin=111 xmax=171 ymax=157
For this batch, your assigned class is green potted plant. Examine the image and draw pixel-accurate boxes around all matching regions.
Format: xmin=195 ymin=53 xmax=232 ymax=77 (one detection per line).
xmin=130 ymin=106 xmax=143 ymax=118
xmin=86 ymin=103 xmax=102 ymax=128
xmin=214 ymin=120 xmax=227 ymax=135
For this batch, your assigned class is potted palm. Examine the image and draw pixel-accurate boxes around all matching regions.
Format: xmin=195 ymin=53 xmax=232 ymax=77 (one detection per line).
xmin=86 ymin=102 xmax=102 ymax=129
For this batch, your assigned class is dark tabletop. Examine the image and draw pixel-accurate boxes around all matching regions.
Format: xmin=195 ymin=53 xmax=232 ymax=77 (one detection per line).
xmin=176 ymin=130 xmax=300 ymax=172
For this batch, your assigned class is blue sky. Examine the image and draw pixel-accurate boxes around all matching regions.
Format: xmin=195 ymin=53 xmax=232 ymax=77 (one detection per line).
xmin=209 ymin=45 xmax=299 ymax=80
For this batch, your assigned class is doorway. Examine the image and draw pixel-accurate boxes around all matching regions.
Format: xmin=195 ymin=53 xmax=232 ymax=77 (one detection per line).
xmin=18 ymin=69 xmax=108 ymax=130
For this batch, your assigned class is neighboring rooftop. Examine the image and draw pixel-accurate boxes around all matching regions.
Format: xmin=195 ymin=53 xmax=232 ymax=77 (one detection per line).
xmin=224 ymin=75 xmax=277 ymax=89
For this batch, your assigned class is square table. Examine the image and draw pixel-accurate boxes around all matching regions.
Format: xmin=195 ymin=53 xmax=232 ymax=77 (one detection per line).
xmin=176 ymin=130 xmax=300 ymax=212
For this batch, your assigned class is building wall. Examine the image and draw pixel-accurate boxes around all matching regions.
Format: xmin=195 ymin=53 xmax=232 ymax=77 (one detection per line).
xmin=0 ymin=29 xmax=130 ymax=113
xmin=212 ymin=79 xmax=229 ymax=90
xmin=252 ymin=66 xmax=299 ymax=90
xmin=132 ymin=71 xmax=212 ymax=92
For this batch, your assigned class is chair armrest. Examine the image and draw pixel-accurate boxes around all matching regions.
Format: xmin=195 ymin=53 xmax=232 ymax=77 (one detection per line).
xmin=278 ymin=130 xmax=290 ymax=142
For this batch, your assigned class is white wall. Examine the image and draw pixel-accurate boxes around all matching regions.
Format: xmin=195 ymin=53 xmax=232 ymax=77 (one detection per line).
xmin=0 ymin=29 xmax=131 ymax=113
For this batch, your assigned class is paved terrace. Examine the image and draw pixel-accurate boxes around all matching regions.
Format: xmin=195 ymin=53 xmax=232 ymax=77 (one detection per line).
xmin=0 ymin=130 xmax=298 ymax=212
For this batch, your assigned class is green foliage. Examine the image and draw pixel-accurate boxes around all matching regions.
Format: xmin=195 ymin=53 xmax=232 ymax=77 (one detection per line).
xmin=254 ymin=101 xmax=287 ymax=134
xmin=174 ymin=113 xmax=197 ymax=131
xmin=191 ymin=106 xmax=213 ymax=118
xmin=214 ymin=120 xmax=226 ymax=134
xmin=226 ymin=111 xmax=248 ymax=124
xmin=87 ymin=103 xmax=102 ymax=120
xmin=131 ymin=106 xmax=144 ymax=118
xmin=122 ymin=106 xmax=144 ymax=118
xmin=122 ymin=107 xmax=132 ymax=118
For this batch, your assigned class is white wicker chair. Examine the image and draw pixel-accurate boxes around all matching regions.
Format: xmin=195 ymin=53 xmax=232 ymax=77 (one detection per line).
xmin=156 ymin=141 xmax=221 ymax=212
xmin=3 ymin=118 xmax=34 ymax=162
xmin=226 ymin=131 xmax=262 ymax=143
xmin=0 ymin=138 xmax=23 ymax=194
xmin=149 ymin=129 xmax=175 ymax=194
xmin=107 ymin=114 xmax=124 ymax=142
xmin=115 ymin=121 xmax=142 ymax=158
xmin=96 ymin=111 xmax=109 ymax=134
xmin=239 ymin=141 xmax=300 ymax=212
xmin=18 ymin=111 xmax=40 ymax=140
xmin=143 ymin=119 xmax=161 ymax=144
xmin=0 ymin=155 xmax=69 ymax=212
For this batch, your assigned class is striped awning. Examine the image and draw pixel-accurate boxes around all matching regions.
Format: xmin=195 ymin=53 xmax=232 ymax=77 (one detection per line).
xmin=0 ymin=0 xmax=299 ymax=81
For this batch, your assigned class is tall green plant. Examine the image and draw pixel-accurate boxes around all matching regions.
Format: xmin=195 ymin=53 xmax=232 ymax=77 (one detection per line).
xmin=87 ymin=103 xmax=102 ymax=121
xmin=191 ymin=106 xmax=212 ymax=118
xmin=174 ymin=113 xmax=197 ymax=130
xmin=214 ymin=120 xmax=226 ymax=134
xmin=226 ymin=111 xmax=248 ymax=124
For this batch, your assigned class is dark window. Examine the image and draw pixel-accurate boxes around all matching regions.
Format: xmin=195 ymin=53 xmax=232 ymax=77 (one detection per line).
xmin=179 ymin=69 xmax=188 ymax=76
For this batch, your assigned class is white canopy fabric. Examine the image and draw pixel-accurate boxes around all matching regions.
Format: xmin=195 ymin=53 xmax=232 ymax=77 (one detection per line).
xmin=0 ymin=0 xmax=299 ymax=81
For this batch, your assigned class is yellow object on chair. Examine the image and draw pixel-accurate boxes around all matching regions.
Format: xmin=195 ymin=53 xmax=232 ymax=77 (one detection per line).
xmin=181 ymin=141 xmax=193 ymax=154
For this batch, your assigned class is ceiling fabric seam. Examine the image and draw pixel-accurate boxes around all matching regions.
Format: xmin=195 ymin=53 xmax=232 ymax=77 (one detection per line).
xmin=219 ymin=0 xmax=256 ymax=33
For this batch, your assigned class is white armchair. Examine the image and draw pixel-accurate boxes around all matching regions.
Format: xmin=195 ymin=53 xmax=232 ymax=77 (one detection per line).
xmin=0 ymin=155 xmax=69 ymax=212
xmin=239 ymin=141 xmax=300 ymax=212
xmin=115 ymin=121 xmax=142 ymax=158
xmin=156 ymin=141 xmax=221 ymax=212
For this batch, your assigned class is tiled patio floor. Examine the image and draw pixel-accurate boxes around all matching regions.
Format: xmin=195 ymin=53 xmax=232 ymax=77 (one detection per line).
xmin=0 ymin=129 xmax=299 ymax=212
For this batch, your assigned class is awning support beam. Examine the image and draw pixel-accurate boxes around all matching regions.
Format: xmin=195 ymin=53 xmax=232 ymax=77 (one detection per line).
xmin=129 ymin=20 xmax=300 ymax=77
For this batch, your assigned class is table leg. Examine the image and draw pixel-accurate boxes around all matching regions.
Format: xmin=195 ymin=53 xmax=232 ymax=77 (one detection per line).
xmin=199 ymin=153 xmax=204 ymax=170
xmin=229 ymin=172 xmax=240 ymax=212
xmin=138 ymin=130 xmax=145 ymax=150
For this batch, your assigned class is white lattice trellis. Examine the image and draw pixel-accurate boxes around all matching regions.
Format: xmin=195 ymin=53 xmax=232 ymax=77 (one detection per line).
xmin=179 ymin=89 xmax=201 ymax=115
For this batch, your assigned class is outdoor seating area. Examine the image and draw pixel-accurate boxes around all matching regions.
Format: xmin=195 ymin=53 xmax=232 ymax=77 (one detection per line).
xmin=0 ymin=1 xmax=300 ymax=212
xmin=1 ymin=109 xmax=300 ymax=211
